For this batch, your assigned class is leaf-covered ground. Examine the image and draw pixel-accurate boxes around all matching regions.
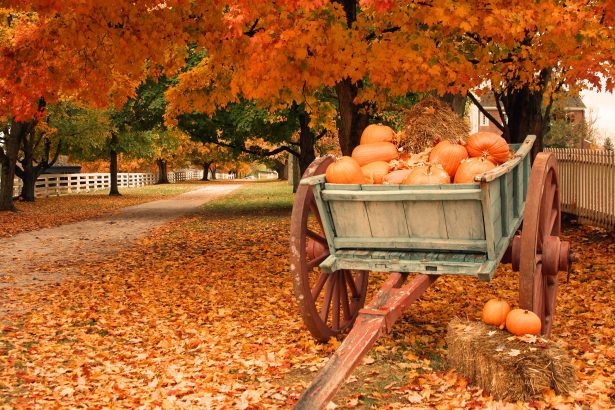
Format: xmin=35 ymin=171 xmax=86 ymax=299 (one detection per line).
xmin=0 ymin=181 xmax=613 ymax=408
xmin=0 ymin=184 xmax=201 ymax=239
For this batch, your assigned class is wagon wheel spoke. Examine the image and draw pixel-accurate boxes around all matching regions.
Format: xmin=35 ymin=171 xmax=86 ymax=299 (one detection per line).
xmin=308 ymin=252 xmax=330 ymax=270
xmin=306 ymin=229 xmax=327 ymax=245
xmin=533 ymin=263 xmax=546 ymax=325
xmin=332 ymin=276 xmax=341 ymax=330
xmin=320 ymin=276 xmax=335 ymax=322
xmin=344 ymin=270 xmax=360 ymax=299
xmin=340 ymin=277 xmax=351 ymax=323
xmin=311 ymin=272 xmax=328 ymax=299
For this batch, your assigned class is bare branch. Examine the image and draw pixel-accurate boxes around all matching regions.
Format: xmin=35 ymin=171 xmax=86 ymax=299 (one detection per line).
xmin=468 ymin=92 xmax=505 ymax=132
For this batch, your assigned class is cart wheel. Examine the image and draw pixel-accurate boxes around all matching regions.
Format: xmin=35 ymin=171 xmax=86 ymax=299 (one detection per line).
xmin=519 ymin=152 xmax=562 ymax=336
xmin=290 ymin=156 xmax=369 ymax=342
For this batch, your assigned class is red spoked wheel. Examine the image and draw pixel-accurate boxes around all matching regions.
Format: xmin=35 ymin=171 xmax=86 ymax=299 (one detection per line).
xmin=290 ymin=156 xmax=369 ymax=342
xmin=519 ymin=152 xmax=572 ymax=336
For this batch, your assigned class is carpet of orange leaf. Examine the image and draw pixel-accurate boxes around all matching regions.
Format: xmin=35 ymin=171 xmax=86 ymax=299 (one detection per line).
xmin=0 ymin=201 xmax=613 ymax=408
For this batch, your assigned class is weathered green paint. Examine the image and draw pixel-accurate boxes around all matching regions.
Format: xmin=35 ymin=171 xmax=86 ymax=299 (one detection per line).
xmin=301 ymin=136 xmax=535 ymax=281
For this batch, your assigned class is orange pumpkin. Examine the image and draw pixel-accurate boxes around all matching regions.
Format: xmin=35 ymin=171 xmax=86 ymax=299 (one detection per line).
xmin=360 ymin=124 xmax=396 ymax=145
xmin=403 ymin=164 xmax=450 ymax=185
xmin=383 ymin=169 xmax=412 ymax=184
xmin=505 ymin=309 xmax=542 ymax=336
xmin=482 ymin=299 xmax=511 ymax=329
xmin=325 ymin=156 xmax=366 ymax=184
xmin=351 ymin=142 xmax=398 ymax=166
xmin=466 ymin=132 xmax=510 ymax=164
xmin=429 ymin=140 xmax=468 ymax=179
xmin=454 ymin=156 xmax=496 ymax=183
xmin=361 ymin=161 xmax=390 ymax=184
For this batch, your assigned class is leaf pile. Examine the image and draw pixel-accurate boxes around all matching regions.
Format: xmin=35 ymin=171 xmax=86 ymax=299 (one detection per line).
xmin=0 ymin=182 xmax=613 ymax=408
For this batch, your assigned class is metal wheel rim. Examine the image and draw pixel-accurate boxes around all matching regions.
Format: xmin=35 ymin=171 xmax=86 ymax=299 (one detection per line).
xmin=290 ymin=156 xmax=369 ymax=342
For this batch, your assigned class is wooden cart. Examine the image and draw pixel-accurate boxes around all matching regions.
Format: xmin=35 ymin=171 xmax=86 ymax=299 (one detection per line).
xmin=289 ymin=135 xmax=576 ymax=408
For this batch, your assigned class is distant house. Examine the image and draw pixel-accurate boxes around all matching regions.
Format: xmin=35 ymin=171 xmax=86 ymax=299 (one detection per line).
xmin=469 ymin=92 xmax=587 ymax=147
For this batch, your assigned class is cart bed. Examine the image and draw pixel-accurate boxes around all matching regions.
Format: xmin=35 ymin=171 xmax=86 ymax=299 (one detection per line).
xmin=302 ymin=136 xmax=535 ymax=281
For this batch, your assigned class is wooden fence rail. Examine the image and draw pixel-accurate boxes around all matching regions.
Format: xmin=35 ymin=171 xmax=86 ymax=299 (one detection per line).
xmin=6 ymin=169 xmax=211 ymax=198
xmin=545 ymin=148 xmax=615 ymax=230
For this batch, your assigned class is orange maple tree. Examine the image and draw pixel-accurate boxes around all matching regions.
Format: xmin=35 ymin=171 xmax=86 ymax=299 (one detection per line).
xmin=166 ymin=0 xmax=614 ymax=157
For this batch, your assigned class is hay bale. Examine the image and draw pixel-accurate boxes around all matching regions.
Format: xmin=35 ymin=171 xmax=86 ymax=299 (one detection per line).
xmin=399 ymin=96 xmax=469 ymax=154
xmin=446 ymin=318 xmax=576 ymax=401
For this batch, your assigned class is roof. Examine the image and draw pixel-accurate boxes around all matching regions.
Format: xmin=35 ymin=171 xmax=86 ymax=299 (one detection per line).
xmin=476 ymin=91 xmax=586 ymax=110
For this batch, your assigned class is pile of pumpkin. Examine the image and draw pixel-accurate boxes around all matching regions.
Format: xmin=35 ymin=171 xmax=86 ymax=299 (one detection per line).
xmin=326 ymin=124 xmax=512 ymax=185
xmin=482 ymin=299 xmax=542 ymax=336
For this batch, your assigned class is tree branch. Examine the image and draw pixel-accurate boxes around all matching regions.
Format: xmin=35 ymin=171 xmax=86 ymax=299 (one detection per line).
xmin=468 ymin=92 xmax=505 ymax=132
xmin=214 ymin=140 xmax=300 ymax=158
xmin=493 ymin=90 xmax=508 ymax=129
xmin=243 ymin=19 xmax=264 ymax=37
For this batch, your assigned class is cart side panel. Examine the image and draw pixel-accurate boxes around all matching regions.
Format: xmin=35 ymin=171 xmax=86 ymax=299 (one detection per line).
xmin=442 ymin=199 xmax=485 ymax=239
xmin=330 ymin=201 xmax=372 ymax=237
xmin=403 ymin=199 xmax=448 ymax=239
xmin=366 ymin=201 xmax=410 ymax=237
xmin=324 ymin=185 xmax=487 ymax=253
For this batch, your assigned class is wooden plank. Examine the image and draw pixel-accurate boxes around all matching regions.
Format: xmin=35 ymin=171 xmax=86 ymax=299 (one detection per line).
xmin=442 ymin=199 xmax=485 ymax=239
xmin=331 ymin=257 xmax=492 ymax=277
xmin=478 ymin=135 xmax=535 ymax=182
xmin=329 ymin=200 xmax=373 ymax=237
xmin=333 ymin=237 xmax=488 ymax=252
xmin=489 ymin=180 xmax=503 ymax=246
xmin=480 ymin=181 xmax=497 ymax=260
xmin=322 ymin=189 xmax=482 ymax=202
xmin=403 ymin=200 xmax=448 ymax=239
xmin=311 ymin=182 xmax=338 ymax=255
xmin=501 ymin=171 xmax=513 ymax=236
xmin=365 ymin=201 xmax=409 ymax=237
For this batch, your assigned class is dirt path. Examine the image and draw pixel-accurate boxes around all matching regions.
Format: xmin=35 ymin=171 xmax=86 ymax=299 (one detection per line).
xmin=0 ymin=184 xmax=241 ymax=289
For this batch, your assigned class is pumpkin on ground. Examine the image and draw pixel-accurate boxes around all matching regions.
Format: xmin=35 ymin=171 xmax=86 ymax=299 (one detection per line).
xmin=429 ymin=140 xmax=468 ymax=179
xmin=403 ymin=164 xmax=450 ymax=185
xmin=325 ymin=156 xmax=366 ymax=184
xmin=505 ymin=309 xmax=542 ymax=336
xmin=360 ymin=124 xmax=396 ymax=145
xmin=351 ymin=142 xmax=398 ymax=166
xmin=361 ymin=161 xmax=390 ymax=184
xmin=454 ymin=156 xmax=496 ymax=183
xmin=482 ymin=299 xmax=511 ymax=329
xmin=383 ymin=169 xmax=413 ymax=184
xmin=466 ymin=132 xmax=510 ymax=164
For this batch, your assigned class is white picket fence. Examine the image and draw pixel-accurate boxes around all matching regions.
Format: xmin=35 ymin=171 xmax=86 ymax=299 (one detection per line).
xmin=9 ymin=169 xmax=208 ymax=198
xmin=545 ymin=148 xmax=615 ymax=230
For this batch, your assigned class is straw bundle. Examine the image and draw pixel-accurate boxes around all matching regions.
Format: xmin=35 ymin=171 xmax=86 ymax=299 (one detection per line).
xmin=399 ymin=96 xmax=469 ymax=154
xmin=446 ymin=318 xmax=576 ymax=401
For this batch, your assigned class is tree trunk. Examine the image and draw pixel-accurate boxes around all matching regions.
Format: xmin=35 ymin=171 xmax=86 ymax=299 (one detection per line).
xmin=436 ymin=92 xmax=467 ymax=118
xmin=210 ymin=165 xmax=217 ymax=180
xmin=500 ymin=82 xmax=549 ymax=161
xmin=156 ymin=159 xmax=170 ymax=184
xmin=335 ymin=78 xmax=369 ymax=155
xmin=109 ymin=133 xmax=121 ymax=196
xmin=298 ymin=111 xmax=316 ymax=177
xmin=16 ymin=150 xmax=35 ymax=202
xmin=273 ymin=159 xmax=287 ymax=180
xmin=202 ymin=162 xmax=211 ymax=181
xmin=0 ymin=122 xmax=29 ymax=211
xmin=332 ymin=0 xmax=369 ymax=155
